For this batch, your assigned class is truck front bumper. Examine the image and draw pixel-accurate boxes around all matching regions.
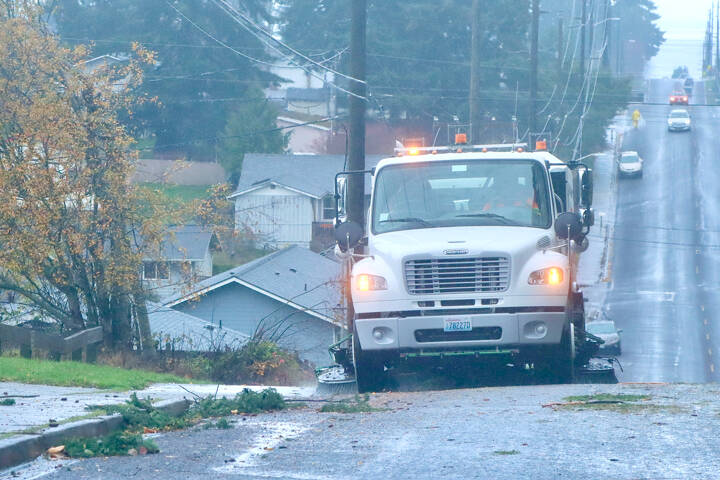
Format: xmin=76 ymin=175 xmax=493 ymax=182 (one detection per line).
xmin=355 ymin=311 xmax=567 ymax=352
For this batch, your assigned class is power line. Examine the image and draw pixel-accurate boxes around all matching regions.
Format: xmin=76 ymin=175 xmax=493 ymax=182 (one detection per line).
xmin=201 ymin=0 xmax=366 ymax=101
xmin=211 ymin=0 xmax=365 ymax=86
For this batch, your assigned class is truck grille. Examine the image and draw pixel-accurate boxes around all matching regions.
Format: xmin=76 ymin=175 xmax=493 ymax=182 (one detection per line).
xmin=404 ymin=256 xmax=510 ymax=295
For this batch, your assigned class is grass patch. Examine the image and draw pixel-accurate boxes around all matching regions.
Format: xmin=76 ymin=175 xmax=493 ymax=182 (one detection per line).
xmin=494 ymin=450 xmax=520 ymax=455
xmin=319 ymin=395 xmax=383 ymax=414
xmin=0 ymin=398 xmax=16 ymax=406
xmin=555 ymin=393 xmax=686 ymax=414
xmin=0 ymin=356 xmax=194 ymax=390
xmin=564 ymin=393 xmax=649 ymax=403
xmin=139 ymin=183 xmax=211 ymax=205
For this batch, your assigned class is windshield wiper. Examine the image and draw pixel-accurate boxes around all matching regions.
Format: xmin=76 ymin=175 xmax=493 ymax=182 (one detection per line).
xmin=454 ymin=213 xmax=520 ymax=225
xmin=379 ymin=217 xmax=431 ymax=226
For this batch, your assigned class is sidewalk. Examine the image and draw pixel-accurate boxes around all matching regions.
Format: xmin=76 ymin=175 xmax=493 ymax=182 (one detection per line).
xmin=577 ymin=113 xmax=628 ymax=320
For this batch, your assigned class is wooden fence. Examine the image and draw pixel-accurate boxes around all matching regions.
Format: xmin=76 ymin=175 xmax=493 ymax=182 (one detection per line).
xmin=0 ymin=324 xmax=103 ymax=362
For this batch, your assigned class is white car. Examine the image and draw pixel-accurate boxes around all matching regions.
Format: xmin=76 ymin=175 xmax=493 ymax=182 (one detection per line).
xmin=667 ymin=109 xmax=691 ymax=132
xmin=586 ymin=320 xmax=622 ymax=355
xmin=618 ymin=151 xmax=643 ymax=178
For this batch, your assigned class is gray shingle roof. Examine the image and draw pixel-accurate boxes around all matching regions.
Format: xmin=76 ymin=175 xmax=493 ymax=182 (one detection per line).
xmin=162 ymin=245 xmax=343 ymax=325
xmin=158 ymin=225 xmax=217 ymax=261
xmin=230 ymin=154 xmax=385 ymax=199
xmin=148 ymin=302 xmax=248 ymax=352
xmin=286 ymin=87 xmax=329 ymax=102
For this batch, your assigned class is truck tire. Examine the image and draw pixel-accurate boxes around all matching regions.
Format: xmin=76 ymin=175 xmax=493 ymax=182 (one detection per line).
xmin=554 ymin=323 xmax=576 ymax=384
xmin=352 ymin=328 xmax=386 ymax=393
xmin=537 ymin=323 xmax=575 ymax=384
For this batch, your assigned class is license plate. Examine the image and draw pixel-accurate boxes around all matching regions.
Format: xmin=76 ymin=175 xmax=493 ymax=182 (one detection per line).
xmin=443 ymin=317 xmax=473 ymax=332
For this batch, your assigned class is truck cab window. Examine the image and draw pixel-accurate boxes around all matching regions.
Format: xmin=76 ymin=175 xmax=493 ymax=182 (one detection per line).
xmin=372 ymin=159 xmax=552 ymax=234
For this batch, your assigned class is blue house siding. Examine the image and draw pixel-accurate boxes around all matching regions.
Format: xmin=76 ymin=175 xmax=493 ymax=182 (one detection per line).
xmin=173 ymin=283 xmax=335 ymax=366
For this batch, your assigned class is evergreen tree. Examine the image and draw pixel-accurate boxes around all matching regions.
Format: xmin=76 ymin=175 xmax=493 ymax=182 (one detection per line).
xmin=54 ymin=0 xmax=280 ymax=160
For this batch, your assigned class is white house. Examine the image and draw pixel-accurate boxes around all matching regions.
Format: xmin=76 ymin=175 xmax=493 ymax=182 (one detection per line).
xmin=229 ymin=154 xmax=382 ymax=251
xmin=142 ymin=225 xmax=220 ymax=298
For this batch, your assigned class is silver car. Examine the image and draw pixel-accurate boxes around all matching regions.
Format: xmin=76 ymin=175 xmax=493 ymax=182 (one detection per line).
xmin=618 ymin=151 xmax=643 ymax=178
xmin=667 ymin=109 xmax=691 ymax=132
xmin=586 ymin=320 xmax=622 ymax=355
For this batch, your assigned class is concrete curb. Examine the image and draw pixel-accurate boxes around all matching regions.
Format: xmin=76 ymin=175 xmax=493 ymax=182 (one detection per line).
xmin=0 ymin=398 xmax=191 ymax=471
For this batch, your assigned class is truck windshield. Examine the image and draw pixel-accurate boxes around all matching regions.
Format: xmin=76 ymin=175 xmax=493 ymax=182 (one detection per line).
xmin=372 ymin=159 xmax=552 ymax=234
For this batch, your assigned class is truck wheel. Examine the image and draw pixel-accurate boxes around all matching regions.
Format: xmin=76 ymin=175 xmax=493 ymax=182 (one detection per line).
xmin=538 ymin=324 xmax=575 ymax=384
xmin=352 ymin=329 xmax=386 ymax=393
xmin=554 ymin=323 xmax=576 ymax=384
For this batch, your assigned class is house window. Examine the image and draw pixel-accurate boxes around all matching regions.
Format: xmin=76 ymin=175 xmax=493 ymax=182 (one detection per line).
xmin=322 ymin=195 xmax=335 ymax=221
xmin=143 ymin=261 xmax=169 ymax=280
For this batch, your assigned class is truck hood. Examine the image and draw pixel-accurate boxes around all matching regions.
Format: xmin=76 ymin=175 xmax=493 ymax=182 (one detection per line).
xmin=371 ymin=226 xmax=554 ymax=259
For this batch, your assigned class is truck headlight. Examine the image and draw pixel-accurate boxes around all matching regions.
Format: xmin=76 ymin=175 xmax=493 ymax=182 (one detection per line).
xmin=356 ymin=274 xmax=388 ymax=291
xmin=528 ymin=267 xmax=563 ymax=285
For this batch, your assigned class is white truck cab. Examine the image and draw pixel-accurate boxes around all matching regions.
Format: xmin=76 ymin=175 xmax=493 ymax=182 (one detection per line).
xmin=334 ymin=142 xmax=594 ymax=391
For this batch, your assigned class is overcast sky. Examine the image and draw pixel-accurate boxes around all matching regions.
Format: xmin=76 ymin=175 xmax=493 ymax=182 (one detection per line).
xmin=647 ymin=0 xmax=711 ymax=78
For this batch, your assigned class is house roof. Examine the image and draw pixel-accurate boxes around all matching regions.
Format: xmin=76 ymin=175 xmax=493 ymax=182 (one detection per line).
xmin=229 ymin=154 xmax=384 ymax=200
xmin=157 ymin=225 xmax=218 ymax=262
xmin=162 ymin=245 xmax=343 ymax=325
xmin=286 ymin=87 xmax=330 ymax=103
xmin=148 ymin=302 xmax=248 ymax=351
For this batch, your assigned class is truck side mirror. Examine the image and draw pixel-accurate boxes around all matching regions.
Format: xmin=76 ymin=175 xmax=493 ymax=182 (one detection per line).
xmin=334 ymin=221 xmax=364 ymax=252
xmin=583 ymin=208 xmax=595 ymax=227
xmin=555 ymin=212 xmax=583 ymax=241
xmin=581 ymin=169 xmax=593 ymax=208
xmin=335 ymin=176 xmax=347 ymax=224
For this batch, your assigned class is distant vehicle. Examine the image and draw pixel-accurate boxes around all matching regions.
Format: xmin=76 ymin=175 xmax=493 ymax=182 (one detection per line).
xmin=586 ymin=320 xmax=622 ymax=355
xmin=669 ymin=91 xmax=689 ymax=105
xmin=618 ymin=151 xmax=643 ymax=178
xmin=684 ymin=77 xmax=694 ymax=95
xmin=667 ymin=109 xmax=691 ymax=132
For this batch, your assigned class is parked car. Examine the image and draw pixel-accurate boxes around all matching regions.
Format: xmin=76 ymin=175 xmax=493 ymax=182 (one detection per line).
xmin=669 ymin=91 xmax=689 ymax=105
xmin=586 ymin=320 xmax=622 ymax=355
xmin=618 ymin=151 xmax=643 ymax=178
xmin=667 ymin=109 xmax=691 ymax=132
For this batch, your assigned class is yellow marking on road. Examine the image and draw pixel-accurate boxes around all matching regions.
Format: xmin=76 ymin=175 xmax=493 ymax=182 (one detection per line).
xmin=707 ymin=333 xmax=711 ymax=341
xmin=697 ymin=266 xmax=700 ymax=275
xmin=709 ymin=349 xmax=713 ymax=356
xmin=711 ymin=364 xmax=715 ymax=373
xmin=701 ymin=305 xmax=705 ymax=312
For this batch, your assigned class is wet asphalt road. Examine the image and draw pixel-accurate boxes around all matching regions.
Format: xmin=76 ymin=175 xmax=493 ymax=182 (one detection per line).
xmin=17 ymin=383 xmax=720 ymax=480
xmin=609 ymin=79 xmax=720 ymax=383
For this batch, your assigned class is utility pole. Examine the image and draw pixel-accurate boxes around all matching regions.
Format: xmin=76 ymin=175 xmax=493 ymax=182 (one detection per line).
xmin=529 ymin=0 xmax=540 ymax=139
xmin=715 ymin=3 xmax=720 ymax=74
xmin=347 ymin=0 xmax=366 ymax=227
xmin=580 ymin=0 xmax=587 ymax=79
xmin=587 ymin=1 xmax=594 ymax=68
xmin=602 ymin=0 xmax=611 ymax=69
xmin=469 ymin=0 xmax=482 ymax=143
xmin=557 ymin=16 xmax=564 ymax=83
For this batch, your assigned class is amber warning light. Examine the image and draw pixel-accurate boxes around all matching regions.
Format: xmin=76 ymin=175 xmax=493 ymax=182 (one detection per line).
xmin=455 ymin=133 xmax=467 ymax=145
xmin=535 ymin=139 xmax=547 ymax=151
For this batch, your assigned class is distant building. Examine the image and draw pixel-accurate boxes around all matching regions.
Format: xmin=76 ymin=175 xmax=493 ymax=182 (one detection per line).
xmin=229 ymin=154 xmax=383 ymax=250
xmin=162 ymin=245 xmax=343 ymax=366
xmin=142 ymin=225 xmax=220 ymax=299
